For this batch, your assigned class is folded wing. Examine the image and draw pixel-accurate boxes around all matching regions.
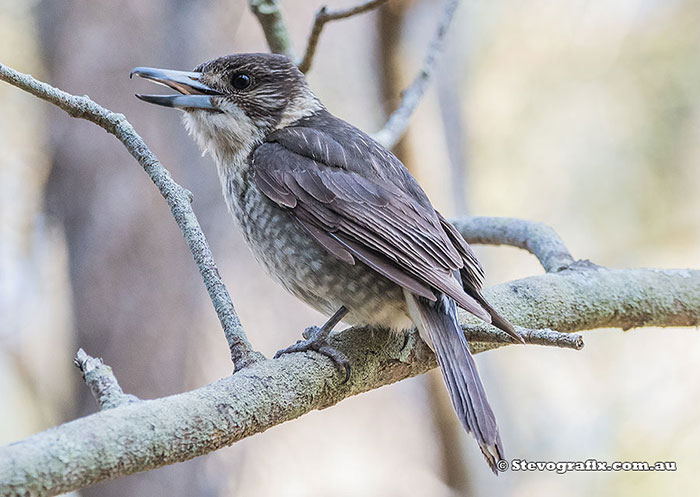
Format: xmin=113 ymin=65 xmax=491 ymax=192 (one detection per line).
xmin=252 ymin=119 xmax=492 ymax=323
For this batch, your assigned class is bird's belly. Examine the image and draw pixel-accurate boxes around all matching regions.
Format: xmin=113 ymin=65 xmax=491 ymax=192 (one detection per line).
xmin=229 ymin=181 xmax=412 ymax=331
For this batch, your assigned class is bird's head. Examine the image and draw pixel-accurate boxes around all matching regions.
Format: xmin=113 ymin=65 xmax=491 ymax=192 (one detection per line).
xmin=131 ymin=53 xmax=322 ymax=158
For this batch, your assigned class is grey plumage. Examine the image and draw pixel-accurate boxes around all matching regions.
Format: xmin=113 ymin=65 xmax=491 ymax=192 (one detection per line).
xmin=132 ymin=53 xmax=521 ymax=474
xmin=405 ymin=292 xmax=503 ymax=471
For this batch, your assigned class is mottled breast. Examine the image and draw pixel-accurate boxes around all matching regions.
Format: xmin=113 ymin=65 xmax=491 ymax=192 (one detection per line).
xmin=221 ymin=162 xmax=412 ymax=331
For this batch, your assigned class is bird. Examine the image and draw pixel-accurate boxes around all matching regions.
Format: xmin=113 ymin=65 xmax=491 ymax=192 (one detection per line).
xmin=131 ymin=53 xmax=522 ymax=473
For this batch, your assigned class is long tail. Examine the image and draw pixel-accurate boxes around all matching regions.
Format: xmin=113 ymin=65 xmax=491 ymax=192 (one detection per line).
xmin=405 ymin=290 xmax=503 ymax=473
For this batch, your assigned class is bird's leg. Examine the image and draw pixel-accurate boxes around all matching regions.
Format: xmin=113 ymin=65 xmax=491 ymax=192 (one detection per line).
xmin=274 ymin=306 xmax=350 ymax=382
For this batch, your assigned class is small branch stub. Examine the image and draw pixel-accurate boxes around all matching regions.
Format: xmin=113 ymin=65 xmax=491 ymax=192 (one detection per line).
xmin=462 ymin=325 xmax=584 ymax=352
xmin=74 ymin=349 xmax=140 ymax=410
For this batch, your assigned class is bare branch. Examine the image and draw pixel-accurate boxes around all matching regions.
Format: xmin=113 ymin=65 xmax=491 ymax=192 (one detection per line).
xmin=2 ymin=267 xmax=697 ymax=495
xmin=298 ymin=0 xmax=389 ymax=73
xmin=452 ymin=216 xmax=577 ymax=273
xmin=74 ymin=349 xmax=140 ymax=410
xmin=463 ymin=325 xmax=584 ymax=352
xmin=0 ymin=62 xmax=263 ymax=370
xmin=248 ymin=0 xmax=296 ymax=59
xmin=373 ymin=0 xmax=460 ymax=149
xmin=515 ymin=327 xmax=584 ymax=349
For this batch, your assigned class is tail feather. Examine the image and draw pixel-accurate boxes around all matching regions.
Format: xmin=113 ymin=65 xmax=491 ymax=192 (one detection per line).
xmin=405 ymin=290 xmax=503 ymax=473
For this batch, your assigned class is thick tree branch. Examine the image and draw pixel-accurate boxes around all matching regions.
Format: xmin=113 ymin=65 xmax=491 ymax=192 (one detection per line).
xmin=373 ymin=0 xmax=460 ymax=149
xmin=452 ymin=216 xmax=576 ymax=272
xmin=0 ymin=62 xmax=263 ymax=370
xmin=298 ymin=0 xmax=389 ymax=73
xmin=248 ymin=0 xmax=296 ymax=59
xmin=73 ymin=349 xmax=140 ymax=410
xmin=2 ymin=267 xmax=697 ymax=496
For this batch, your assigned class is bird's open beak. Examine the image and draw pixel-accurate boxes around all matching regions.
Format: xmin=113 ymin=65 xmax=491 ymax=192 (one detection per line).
xmin=130 ymin=67 xmax=222 ymax=111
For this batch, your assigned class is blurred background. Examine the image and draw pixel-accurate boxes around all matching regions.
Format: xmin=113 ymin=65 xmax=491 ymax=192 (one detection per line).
xmin=1 ymin=0 xmax=699 ymax=495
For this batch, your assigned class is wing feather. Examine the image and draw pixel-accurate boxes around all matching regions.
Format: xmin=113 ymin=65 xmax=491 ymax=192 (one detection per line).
xmin=252 ymin=125 xmax=490 ymax=322
xmin=437 ymin=212 xmax=486 ymax=289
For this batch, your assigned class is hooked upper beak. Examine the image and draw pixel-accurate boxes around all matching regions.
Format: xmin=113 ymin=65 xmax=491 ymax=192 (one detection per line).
xmin=130 ymin=67 xmax=222 ymax=111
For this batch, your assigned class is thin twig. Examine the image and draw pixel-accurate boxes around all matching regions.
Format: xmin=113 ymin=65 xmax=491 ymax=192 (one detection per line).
xmin=463 ymin=325 xmax=584 ymax=352
xmin=74 ymin=349 xmax=140 ymax=410
xmin=0 ymin=62 xmax=263 ymax=371
xmin=373 ymin=0 xmax=461 ymax=149
xmin=298 ymin=0 xmax=389 ymax=73
xmin=452 ymin=216 xmax=577 ymax=273
xmin=248 ymin=0 xmax=296 ymax=59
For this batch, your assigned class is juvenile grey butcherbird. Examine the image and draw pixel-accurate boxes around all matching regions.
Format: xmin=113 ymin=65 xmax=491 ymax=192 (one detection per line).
xmin=131 ymin=53 xmax=522 ymax=473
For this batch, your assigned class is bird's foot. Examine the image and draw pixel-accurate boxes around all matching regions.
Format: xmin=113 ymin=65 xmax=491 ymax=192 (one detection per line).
xmin=274 ymin=326 xmax=350 ymax=383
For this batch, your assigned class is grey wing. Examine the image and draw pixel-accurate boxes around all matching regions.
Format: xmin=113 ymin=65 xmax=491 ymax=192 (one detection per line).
xmin=437 ymin=212 xmax=485 ymax=290
xmin=437 ymin=212 xmax=519 ymax=339
xmin=251 ymin=128 xmax=492 ymax=323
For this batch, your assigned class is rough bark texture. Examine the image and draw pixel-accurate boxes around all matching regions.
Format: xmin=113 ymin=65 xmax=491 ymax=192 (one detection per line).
xmin=1 ymin=266 xmax=698 ymax=496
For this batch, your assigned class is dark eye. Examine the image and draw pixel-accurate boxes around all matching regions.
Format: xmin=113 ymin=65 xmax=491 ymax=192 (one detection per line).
xmin=231 ymin=73 xmax=252 ymax=90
